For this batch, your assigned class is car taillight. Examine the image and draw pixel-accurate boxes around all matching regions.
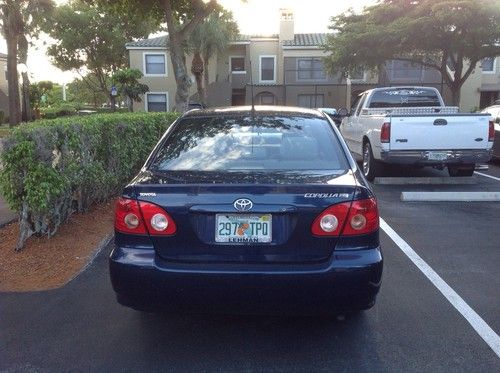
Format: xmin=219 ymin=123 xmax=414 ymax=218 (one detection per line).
xmin=381 ymin=122 xmax=390 ymax=143
xmin=489 ymin=121 xmax=495 ymax=142
xmin=342 ymin=198 xmax=379 ymax=236
xmin=114 ymin=198 xmax=176 ymax=236
xmin=138 ymin=201 xmax=177 ymax=235
xmin=311 ymin=198 xmax=379 ymax=237
xmin=115 ymin=198 xmax=147 ymax=234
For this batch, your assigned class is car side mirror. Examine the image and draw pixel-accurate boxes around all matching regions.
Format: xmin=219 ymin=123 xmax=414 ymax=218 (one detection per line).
xmin=338 ymin=107 xmax=349 ymax=117
xmin=495 ymin=117 xmax=500 ymax=124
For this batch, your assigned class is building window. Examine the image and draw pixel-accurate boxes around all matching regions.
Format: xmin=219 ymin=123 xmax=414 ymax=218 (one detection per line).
xmin=230 ymin=56 xmax=245 ymax=73
xmin=481 ymin=57 xmax=496 ymax=73
xmin=146 ymin=93 xmax=168 ymax=112
xmin=298 ymin=94 xmax=324 ymax=108
xmin=390 ymin=60 xmax=423 ymax=80
xmin=260 ymin=56 xmax=276 ymax=82
xmin=349 ymin=67 xmax=365 ymax=81
xmin=144 ymin=53 xmax=166 ymax=75
xmin=297 ymin=58 xmax=326 ymax=80
xmin=258 ymin=92 xmax=275 ymax=105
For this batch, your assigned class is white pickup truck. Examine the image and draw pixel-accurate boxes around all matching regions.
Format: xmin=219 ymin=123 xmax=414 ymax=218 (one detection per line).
xmin=339 ymin=87 xmax=494 ymax=180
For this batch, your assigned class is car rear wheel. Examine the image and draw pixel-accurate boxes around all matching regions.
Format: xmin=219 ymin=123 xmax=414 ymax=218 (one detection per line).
xmin=362 ymin=142 xmax=381 ymax=181
xmin=448 ymin=164 xmax=475 ymax=177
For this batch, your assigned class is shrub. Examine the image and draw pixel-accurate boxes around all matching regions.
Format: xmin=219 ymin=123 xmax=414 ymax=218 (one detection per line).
xmin=40 ymin=103 xmax=78 ymax=119
xmin=0 ymin=112 xmax=179 ymax=249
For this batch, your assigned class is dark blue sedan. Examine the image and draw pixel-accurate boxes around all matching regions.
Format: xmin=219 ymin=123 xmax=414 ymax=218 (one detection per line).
xmin=110 ymin=106 xmax=383 ymax=315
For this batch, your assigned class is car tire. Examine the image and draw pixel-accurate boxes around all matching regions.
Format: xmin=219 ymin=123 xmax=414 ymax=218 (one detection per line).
xmin=448 ymin=164 xmax=475 ymax=177
xmin=362 ymin=142 xmax=381 ymax=181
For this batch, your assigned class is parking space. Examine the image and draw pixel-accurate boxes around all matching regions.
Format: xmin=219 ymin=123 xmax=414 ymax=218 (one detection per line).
xmin=1 ymin=164 xmax=499 ymax=371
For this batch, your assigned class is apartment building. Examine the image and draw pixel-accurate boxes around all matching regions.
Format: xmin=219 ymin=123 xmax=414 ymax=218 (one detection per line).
xmin=0 ymin=53 xmax=8 ymax=119
xmin=126 ymin=9 xmax=496 ymax=113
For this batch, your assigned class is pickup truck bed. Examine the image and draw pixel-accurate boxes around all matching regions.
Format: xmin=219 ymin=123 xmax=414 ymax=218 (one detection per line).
xmin=339 ymin=87 xmax=494 ymax=180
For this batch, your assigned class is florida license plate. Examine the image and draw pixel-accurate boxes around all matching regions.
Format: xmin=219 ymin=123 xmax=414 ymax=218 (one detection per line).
xmin=215 ymin=214 xmax=272 ymax=243
xmin=427 ymin=151 xmax=448 ymax=161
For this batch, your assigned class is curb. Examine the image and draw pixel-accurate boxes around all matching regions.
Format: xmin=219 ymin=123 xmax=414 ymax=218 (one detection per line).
xmin=65 ymin=233 xmax=114 ymax=286
xmin=375 ymin=177 xmax=477 ymax=185
xmin=401 ymin=191 xmax=500 ymax=202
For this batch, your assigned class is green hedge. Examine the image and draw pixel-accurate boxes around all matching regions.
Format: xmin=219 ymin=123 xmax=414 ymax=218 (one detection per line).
xmin=40 ymin=103 xmax=78 ymax=119
xmin=0 ymin=112 xmax=179 ymax=249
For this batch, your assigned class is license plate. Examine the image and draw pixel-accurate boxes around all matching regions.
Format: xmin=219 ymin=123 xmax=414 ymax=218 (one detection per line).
xmin=427 ymin=151 xmax=448 ymax=161
xmin=215 ymin=214 xmax=272 ymax=243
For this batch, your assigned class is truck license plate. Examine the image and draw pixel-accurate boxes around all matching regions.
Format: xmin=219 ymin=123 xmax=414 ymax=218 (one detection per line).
xmin=215 ymin=214 xmax=272 ymax=243
xmin=427 ymin=151 xmax=448 ymax=161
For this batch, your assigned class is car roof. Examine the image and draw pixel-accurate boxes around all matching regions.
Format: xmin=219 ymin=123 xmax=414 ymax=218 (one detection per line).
xmin=183 ymin=105 xmax=324 ymax=118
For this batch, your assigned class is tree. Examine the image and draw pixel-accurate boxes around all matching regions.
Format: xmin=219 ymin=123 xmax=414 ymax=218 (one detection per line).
xmin=112 ymin=68 xmax=149 ymax=112
xmin=45 ymin=0 xmax=155 ymax=100
xmin=189 ymin=10 xmax=238 ymax=106
xmin=29 ymin=80 xmax=53 ymax=109
xmin=0 ymin=0 xmax=54 ymax=126
xmin=323 ymin=0 xmax=500 ymax=106
xmin=91 ymin=0 xmax=218 ymax=112
xmin=67 ymin=75 xmax=109 ymax=107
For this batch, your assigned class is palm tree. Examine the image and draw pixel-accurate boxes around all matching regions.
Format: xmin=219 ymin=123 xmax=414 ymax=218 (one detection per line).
xmin=0 ymin=0 xmax=53 ymax=126
xmin=190 ymin=10 xmax=238 ymax=107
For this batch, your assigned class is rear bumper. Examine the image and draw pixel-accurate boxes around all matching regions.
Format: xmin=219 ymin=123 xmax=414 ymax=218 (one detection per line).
xmin=109 ymin=245 xmax=383 ymax=315
xmin=380 ymin=149 xmax=492 ymax=165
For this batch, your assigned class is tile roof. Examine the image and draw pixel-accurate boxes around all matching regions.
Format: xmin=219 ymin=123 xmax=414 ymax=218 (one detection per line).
xmin=0 ymin=52 xmax=7 ymax=59
xmin=126 ymin=33 xmax=329 ymax=49
xmin=126 ymin=35 xmax=168 ymax=48
xmin=282 ymin=33 xmax=329 ymax=47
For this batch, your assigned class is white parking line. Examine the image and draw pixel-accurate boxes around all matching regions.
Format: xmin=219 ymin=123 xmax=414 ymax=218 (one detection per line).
xmin=475 ymin=171 xmax=500 ymax=182
xmin=380 ymin=218 xmax=500 ymax=358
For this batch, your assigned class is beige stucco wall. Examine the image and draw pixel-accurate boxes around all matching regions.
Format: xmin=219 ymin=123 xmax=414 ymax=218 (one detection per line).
xmin=129 ymin=48 xmax=217 ymax=111
xmin=480 ymin=57 xmax=500 ymax=85
xmin=459 ymin=62 xmax=482 ymax=112
xmin=248 ymin=39 xmax=281 ymax=85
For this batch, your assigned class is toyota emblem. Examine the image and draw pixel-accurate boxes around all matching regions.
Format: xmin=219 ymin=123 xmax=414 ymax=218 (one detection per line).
xmin=233 ymin=198 xmax=253 ymax=212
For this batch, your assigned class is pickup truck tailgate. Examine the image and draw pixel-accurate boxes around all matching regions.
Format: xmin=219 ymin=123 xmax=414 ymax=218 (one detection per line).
xmin=389 ymin=114 xmax=490 ymax=150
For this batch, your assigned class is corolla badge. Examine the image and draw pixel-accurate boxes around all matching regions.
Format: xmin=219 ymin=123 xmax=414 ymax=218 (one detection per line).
xmin=233 ymin=198 xmax=253 ymax=212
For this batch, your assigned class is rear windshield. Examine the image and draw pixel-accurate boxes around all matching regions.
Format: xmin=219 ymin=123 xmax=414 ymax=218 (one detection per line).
xmin=149 ymin=115 xmax=348 ymax=172
xmin=369 ymin=88 xmax=441 ymax=108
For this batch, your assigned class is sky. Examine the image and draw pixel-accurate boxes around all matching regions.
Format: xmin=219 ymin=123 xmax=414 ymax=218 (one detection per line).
xmin=0 ymin=0 xmax=376 ymax=84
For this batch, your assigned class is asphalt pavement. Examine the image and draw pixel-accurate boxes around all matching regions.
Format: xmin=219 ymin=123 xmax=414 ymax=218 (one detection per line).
xmin=1 ymin=163 xmax=499 ymax=372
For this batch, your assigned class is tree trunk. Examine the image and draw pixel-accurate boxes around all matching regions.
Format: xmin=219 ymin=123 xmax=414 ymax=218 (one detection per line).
xmin=169 ymin=36 xmax=191 ymax=112
xmin=191 ymin=52 xmax=204 ymax=105
xmin=6 ymin=35 xmax=21 ymax=126
xmin=450 ymin=86 xmax=461 ymax=107
xmin=19 ymin=35 xmax=32 ymax=122
xmin=162 ymin=0 xmax=216 ymax=112
xmin=202 ymin=56 xmax=210 ymax=107
xmin=128 ymin=96 xmax=133 ymax=112
xmin=21 ymin=72 xmax=32 ymax=121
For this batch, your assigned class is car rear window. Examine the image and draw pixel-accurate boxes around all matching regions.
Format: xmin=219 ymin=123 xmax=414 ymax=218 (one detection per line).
xmin=149 ymin=115 xmax=348 ymax=172
xmin=369 ymin=88 xmax=441 ymax=108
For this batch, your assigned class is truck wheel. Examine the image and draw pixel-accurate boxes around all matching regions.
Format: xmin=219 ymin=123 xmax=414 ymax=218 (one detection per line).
xmin=448 ymin=164 xmax=475 ymax=177
xmin=363 ymin=142 xmax=380 ymax=181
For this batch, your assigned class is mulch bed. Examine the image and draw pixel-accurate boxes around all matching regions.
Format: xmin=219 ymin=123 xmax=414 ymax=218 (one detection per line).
xmin=0 ymin=200 xmax=115 ymax=292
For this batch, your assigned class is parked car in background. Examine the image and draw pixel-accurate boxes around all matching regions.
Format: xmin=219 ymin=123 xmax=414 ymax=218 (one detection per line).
xmin=339 ymin=87 xmax=494 ymax=180
xmin=110 ymin=106 xmax=383 ymax=316
xmin=481 ymin=105 xmax=500 ymax=159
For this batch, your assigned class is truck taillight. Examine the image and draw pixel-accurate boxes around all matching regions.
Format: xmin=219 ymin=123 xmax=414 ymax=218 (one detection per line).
xmin=489 ymin=121 xmax=495 ymax=142
xmin=381 ymin=122 xmax=390 ymax=143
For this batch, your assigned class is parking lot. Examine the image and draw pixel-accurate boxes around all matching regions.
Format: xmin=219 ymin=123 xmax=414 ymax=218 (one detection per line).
xmin=1 ymin=163 xmax=499 ymax=372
